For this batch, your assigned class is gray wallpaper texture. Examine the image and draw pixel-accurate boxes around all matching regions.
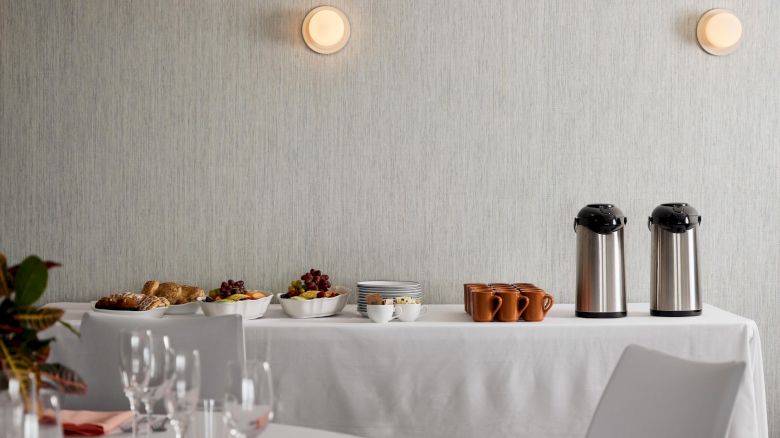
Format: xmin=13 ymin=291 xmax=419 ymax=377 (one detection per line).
xmin=1 ymin=0 xmax=778 ymax=432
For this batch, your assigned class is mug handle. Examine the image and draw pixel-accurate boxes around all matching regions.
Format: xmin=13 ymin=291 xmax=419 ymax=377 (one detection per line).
xmin=420 ymin=306 xmax=428 ymax=316
xmin=392 ymin=306 xmax=401 ymax=320
xmin=517 ymin=296 xmax=530 ymax=317
xmin=542 ymin=294 xmax=554 ymax=315
xmin=491 ymin=296 xmax=503 ymax=320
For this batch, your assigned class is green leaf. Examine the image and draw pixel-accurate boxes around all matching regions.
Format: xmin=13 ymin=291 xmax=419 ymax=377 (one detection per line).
xmin=0 ymin=338 xmax=36 ymax=407
xmin=13 ymin=256 xmax=48 ymax=307
xmin=12 ymin=307 xmax=63 ymax=331
xmin=39 ymin=363 xmax=87 ymax=395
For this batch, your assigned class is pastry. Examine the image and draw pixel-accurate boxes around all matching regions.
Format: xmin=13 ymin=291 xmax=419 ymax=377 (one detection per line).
xmin=154 ymin=282 xmax=184 ymax=304
xmin=142 ymin=280 xmax=160 ymax=296
xmin=138 ymin=294 xmax=170 ymax=310
xmin=142 ymin=280 xmax=204 ymax=305
xmin=95 ymin=292 xmax=169 ymax=311
xmin=179 ymin=285 xmax=205 ymax=303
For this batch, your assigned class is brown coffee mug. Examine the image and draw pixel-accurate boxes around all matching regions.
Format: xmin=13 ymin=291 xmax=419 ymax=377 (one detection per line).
xmin=468 ymin=285 xmax=492 ymax=316
xmin=521 ymin=290 xmax=554 ymax=322
xmin=472 ymin=290 xmax=503 ymax=322
xmin=495 ymin=291 xmax=530 ymax=322
xmin=463 ymin=283 xmax=488 ymax=314
xmin=513 ymin=283 xmax=536 ymax=290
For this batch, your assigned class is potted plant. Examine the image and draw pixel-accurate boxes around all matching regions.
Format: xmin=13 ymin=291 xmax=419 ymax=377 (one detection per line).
xmin=0 ymin=252 xmax=86 ymax=408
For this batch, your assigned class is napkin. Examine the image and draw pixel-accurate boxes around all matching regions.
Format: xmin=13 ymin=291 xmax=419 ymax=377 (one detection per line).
xmin=57 ymin=410 xmax=134 ymax=436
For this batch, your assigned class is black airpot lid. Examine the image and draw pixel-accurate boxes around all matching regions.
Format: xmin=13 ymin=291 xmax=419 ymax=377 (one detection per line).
xmin=575 ymin=204 xmax=627 ymax=234
xmin=649 ymin=203 xmax=701 ymax=233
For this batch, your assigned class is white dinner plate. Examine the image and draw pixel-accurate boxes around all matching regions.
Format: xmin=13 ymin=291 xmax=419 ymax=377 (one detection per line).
xmin=91 ymin=301 xmax=168 ymax=318
xmin=357 ymin=281 xmax=421 ymax=288
xmin=357 ymin=292 xmax=422 ymax=298
xmin=357 ymin=294 xmax=422 ymax=301
xmin=357 ymin=290 xmax=422 ymax=294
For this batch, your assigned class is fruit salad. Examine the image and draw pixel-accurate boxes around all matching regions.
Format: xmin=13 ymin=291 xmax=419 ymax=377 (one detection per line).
xmin=205 ymin=279 xmax=267 ymax=303
xmin=281 ymin=269 xmax=341 ymax=300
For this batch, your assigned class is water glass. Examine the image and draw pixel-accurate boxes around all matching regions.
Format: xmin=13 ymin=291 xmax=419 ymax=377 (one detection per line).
xmin=223 ymin=360 xmax=274 ymax=438
xmin=165 ymin=350 xmax=201 ymax=438
xmin=37 ymin=389 xmax=64 ymax=438
xmin=15 ymin=373 xmax=63 ymax=438
xmin=197 ymin=399 xmax=227 ymax=438
xmin=119 ymin=330 xmax=153 ymax=438
xmin=142 ymin=333 xmax=176 ymax=434
xmin=0 ymin=377 xmax=23 ymax=438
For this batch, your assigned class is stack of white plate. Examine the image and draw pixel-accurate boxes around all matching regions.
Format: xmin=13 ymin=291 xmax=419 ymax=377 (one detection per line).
xmin=357 ymin=281 xmax=423 ymax=316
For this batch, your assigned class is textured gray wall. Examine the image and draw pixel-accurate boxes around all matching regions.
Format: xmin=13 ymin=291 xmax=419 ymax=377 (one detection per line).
xmin=1 ymin=0 xmax=778 ymax=432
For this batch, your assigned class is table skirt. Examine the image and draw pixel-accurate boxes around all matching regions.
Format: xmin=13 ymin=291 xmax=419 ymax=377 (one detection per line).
xmin=44 ymin=303 xmax=768 ymax=438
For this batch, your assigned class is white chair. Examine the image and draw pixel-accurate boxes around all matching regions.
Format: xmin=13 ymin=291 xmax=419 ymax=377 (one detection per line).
xmin=586 ymin=345 xmax=745 ymax=438
xmin=61 ymin=312 xmax=245 ymax=410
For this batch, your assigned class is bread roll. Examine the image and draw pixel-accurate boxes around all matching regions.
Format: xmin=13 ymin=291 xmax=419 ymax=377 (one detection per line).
xmin=180 ymin=285 xmax=205 ymax=302
xmin=142 ymin=280 xmax=160 ymax=296
xmin=155 ymin=282 xmax=184 ymax=304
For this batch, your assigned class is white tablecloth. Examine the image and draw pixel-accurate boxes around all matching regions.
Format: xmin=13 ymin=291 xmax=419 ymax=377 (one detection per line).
xmin=44 ymin=303 xmax=767 ymax=438
xmin=111 ymin=419 xmax=360 ymax=438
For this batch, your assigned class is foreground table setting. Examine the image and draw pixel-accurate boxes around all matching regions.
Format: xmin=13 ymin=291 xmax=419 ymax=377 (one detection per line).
xmin=44 ymin=302 xmax=767 ymax=438
xmin=107 ymin=416 xmax=361 ymax=438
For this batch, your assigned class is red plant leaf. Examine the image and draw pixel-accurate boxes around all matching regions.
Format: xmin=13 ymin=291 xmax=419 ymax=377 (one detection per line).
xmin=39 ymin=363 xmax=87 ymax=395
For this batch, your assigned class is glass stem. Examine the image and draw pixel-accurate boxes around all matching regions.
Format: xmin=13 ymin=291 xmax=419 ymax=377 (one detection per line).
xmin=174 ymin=421 xmax=189 ymax=438
xmin=127 ymin=397 xmax=139 ymax=438
xmin=143 ymin=400 xmax=153 ymax=438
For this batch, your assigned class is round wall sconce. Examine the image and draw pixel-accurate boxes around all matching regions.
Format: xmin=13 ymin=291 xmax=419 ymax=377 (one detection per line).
xmin=302 ymin=6 xmax=350 ymax=54
xmin=697 ymin=9 xmax=742 ymax=56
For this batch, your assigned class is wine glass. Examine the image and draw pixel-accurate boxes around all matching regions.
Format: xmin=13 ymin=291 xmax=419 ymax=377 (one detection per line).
xmin=118 ymin=330 xmax=153 ymax=438
xmin=37 ymin=389 xmax=64 ymax=438
xmin=223 ymin=360 xmax=274 ymax=438
xmin=141 ymin=334 xmax=176 ymax=437
xmin=164 ymin=350 xmax=200 ymax=438
xmin=16 ymin=373 xmax=63 ymax=438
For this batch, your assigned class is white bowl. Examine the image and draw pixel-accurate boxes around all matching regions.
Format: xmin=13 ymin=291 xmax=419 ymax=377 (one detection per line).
xmin=91 ymin=302 xmax=167 ymax=319
xmin=199 ymin=294 xmax=272 ymax=320
xmin=165 ymin=301 xmax=201 ymax=315
xmin=277 ymin=289 xmax=349 ymax=319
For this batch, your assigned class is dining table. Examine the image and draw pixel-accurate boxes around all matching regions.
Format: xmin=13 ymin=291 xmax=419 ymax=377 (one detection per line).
xmin=111 ymin=419 xmax=361 ymax=438
xmin=44 ymin=302 xmax=768 ymax=438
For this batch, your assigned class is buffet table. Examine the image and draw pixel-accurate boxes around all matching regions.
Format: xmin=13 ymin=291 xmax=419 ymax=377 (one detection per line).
xmin=44 ymin=303 xmax=767 ymax=438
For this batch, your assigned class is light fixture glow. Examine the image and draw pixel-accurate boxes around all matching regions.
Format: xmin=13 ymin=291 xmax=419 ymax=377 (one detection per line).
xmin=303 ymin=6 xmax=350 ymax=54
xmin=697 ymin=9 xmax=742 ymax=56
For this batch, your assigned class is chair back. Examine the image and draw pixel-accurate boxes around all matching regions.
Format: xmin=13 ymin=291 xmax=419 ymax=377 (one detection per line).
xmin=62 ymin=312 xmax=245 ymax=410
xmin=586 ymin=344 xmax=745 ymax=438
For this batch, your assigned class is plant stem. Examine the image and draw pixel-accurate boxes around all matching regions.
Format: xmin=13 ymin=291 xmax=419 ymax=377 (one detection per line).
xmin=0 ymin=337 xmax=31 ymax=409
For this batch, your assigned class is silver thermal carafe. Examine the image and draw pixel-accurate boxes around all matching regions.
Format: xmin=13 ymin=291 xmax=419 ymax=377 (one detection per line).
xmin=574 ymin=204 xmax=628 ymax=318
xmin=649 ymin=203 xmax=702 ymax=317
